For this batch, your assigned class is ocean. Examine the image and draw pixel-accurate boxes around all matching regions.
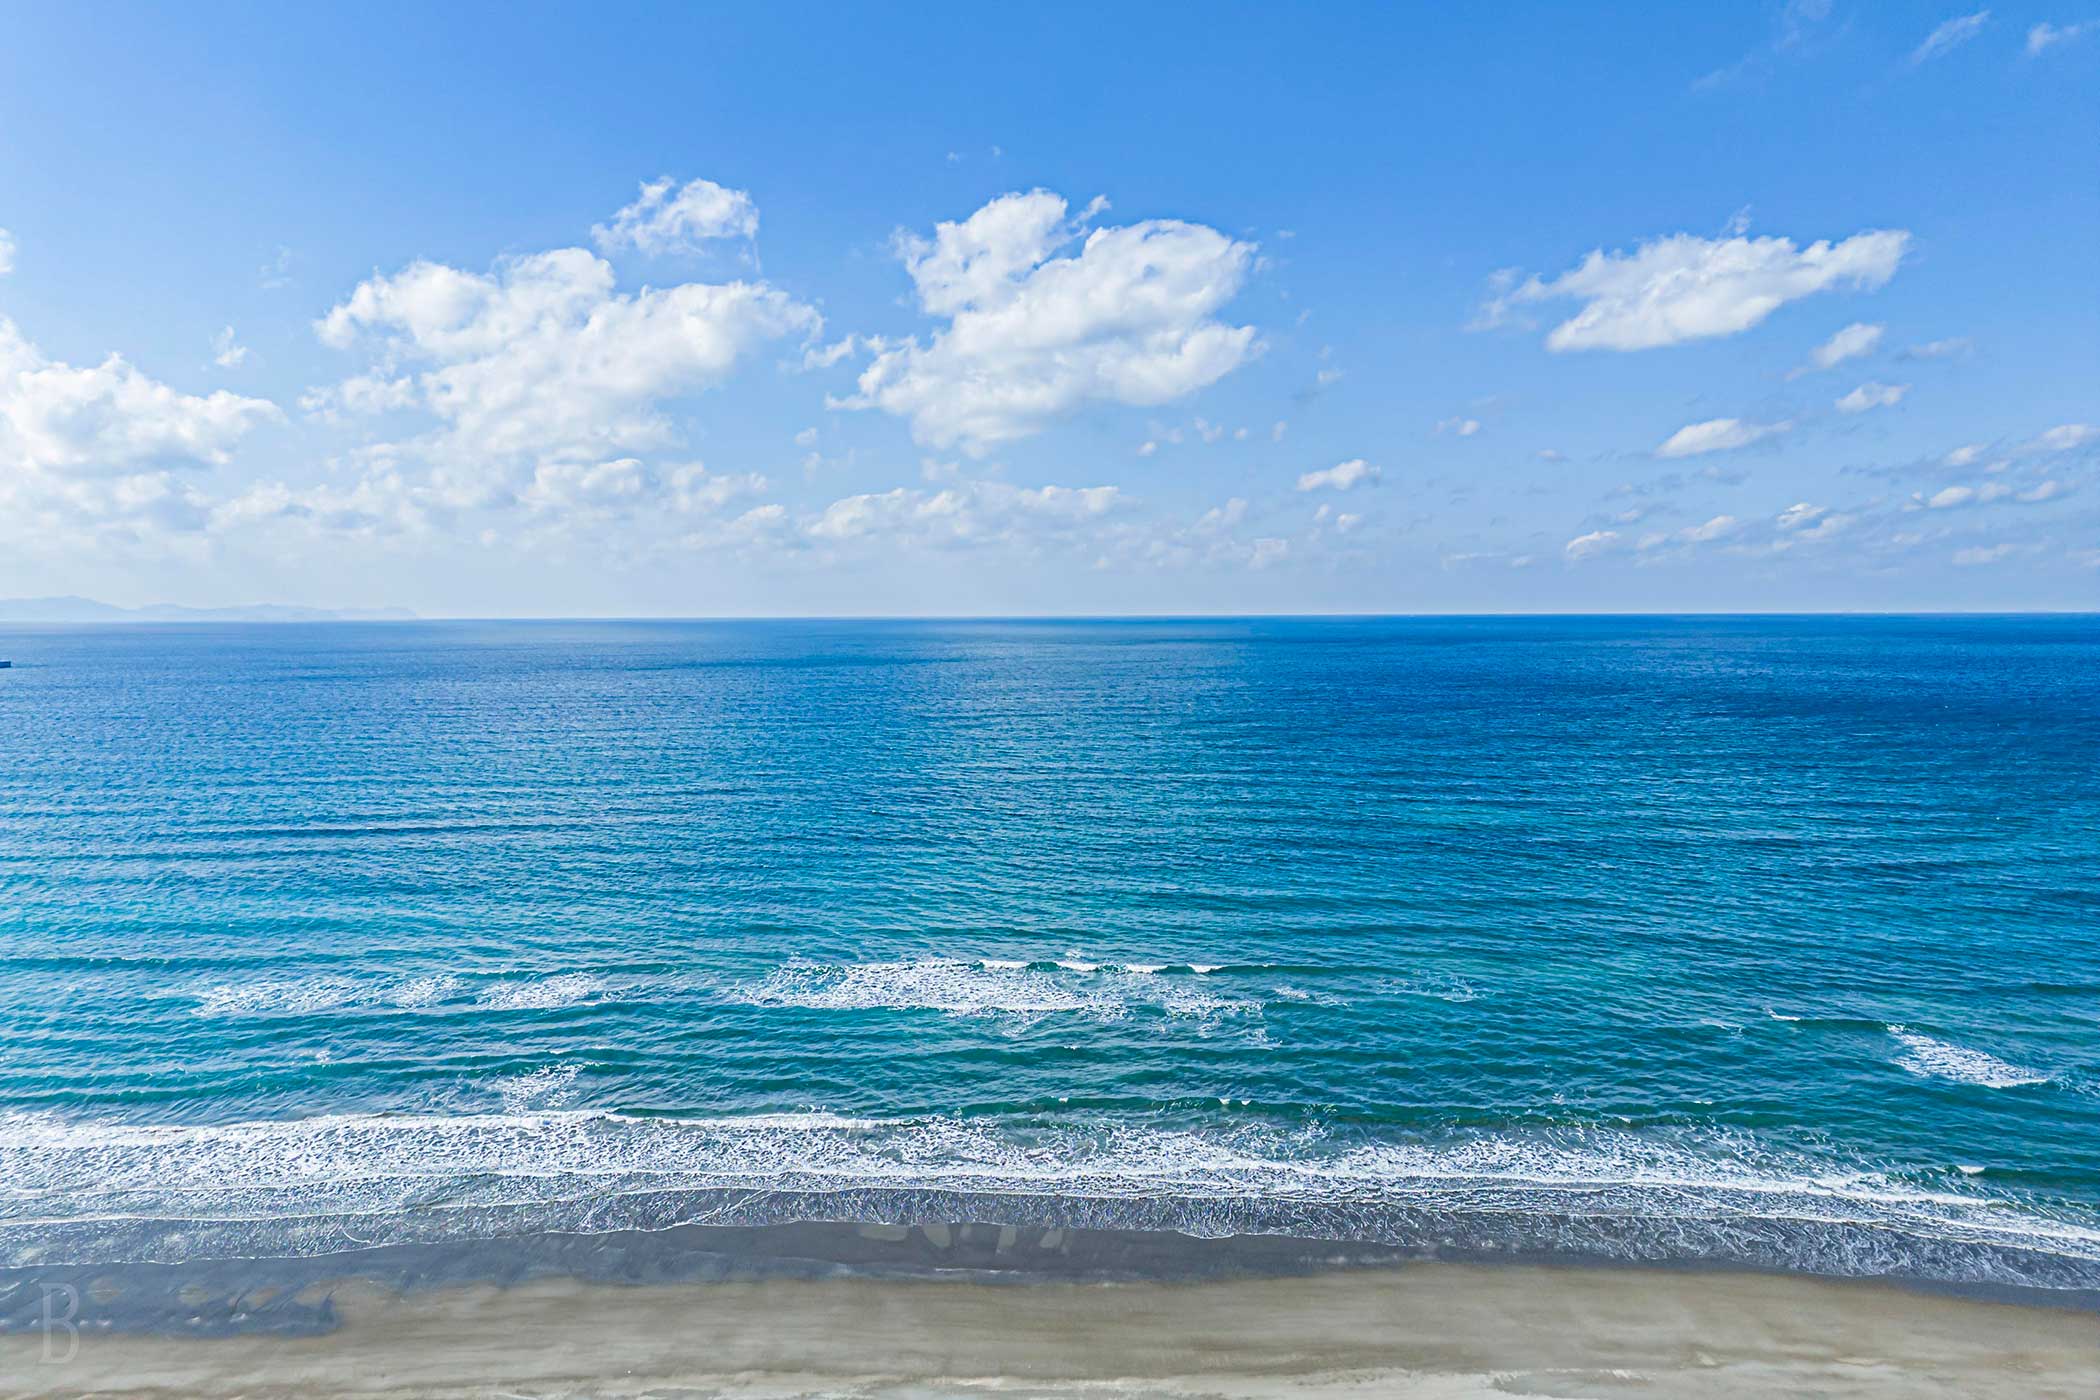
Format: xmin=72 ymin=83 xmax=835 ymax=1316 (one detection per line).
xmin=2 ymin=616 xmax=2097 ymax=1298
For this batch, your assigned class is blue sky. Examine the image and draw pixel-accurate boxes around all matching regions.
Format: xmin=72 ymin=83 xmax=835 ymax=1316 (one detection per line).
xmin=1 ymin=2 xmax=2094 ymax=615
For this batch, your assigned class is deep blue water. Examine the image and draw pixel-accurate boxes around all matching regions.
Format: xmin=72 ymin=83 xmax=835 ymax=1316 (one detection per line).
xmin=2 ymin=617 xmax=2097 ymax=1288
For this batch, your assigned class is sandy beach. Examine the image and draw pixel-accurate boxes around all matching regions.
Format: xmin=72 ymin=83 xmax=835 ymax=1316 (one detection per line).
xmin=6 ymin=1255 xmax=2096 ymax=1399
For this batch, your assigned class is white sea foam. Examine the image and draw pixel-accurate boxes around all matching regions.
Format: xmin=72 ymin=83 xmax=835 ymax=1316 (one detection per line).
xmin=1 ymin=1109 xmax=2095 ymax=1286
xmin=196 ymin=971 xmax=605 ymax=1017
xmin=480 ymin=973 xmax=604 ymax=1011
xmin=195 ymin=976 xmax=365 ymax=1016
xmin=1380 ymin=972 xmax=1479 ymax=1004
xmin=731 ymin=958 xmax=1260 ymax=1023
xmin=493 ymin=1064 xmax=582 ymax=1113
xmin=195 ymin=973 xmax=464 ymax=1016
xmin=1889 ymin=1027 xmax=2048 ymax=1089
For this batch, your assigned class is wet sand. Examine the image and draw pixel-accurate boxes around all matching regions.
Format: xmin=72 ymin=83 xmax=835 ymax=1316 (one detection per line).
xmin=5 ymin=1259 xmax=2097 ymax=1399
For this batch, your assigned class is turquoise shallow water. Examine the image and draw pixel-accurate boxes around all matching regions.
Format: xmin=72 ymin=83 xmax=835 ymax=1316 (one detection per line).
xmin=1 ymin=617 xmax=2097 ymax=1288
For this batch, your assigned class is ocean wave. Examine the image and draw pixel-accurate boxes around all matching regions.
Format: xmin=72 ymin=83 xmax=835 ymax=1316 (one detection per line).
xmin=192 ymin=971 xmax=603 ymax=1017
xmin=1379 ymin=972 xmax=1479 ymax=1004
xmin=0 ymin=1109 xmax=2096 ymax=1291
xmin=730 ymin=958 xmax=1261 ymax=1023
xmin=194 ymin=973 xmax=463 ymax=1016
xmin=1889 ymin=1027 xmax=2049 ymax=1089
xmin=492 ymin=1064 xmax=584 ymax=1113
xmin=479 ymin=973 xmax=604 ymax=1011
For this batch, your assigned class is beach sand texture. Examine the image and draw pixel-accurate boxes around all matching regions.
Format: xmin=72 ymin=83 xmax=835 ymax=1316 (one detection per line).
xmin=5 ymin=1261 xmax=2096 ymax=1399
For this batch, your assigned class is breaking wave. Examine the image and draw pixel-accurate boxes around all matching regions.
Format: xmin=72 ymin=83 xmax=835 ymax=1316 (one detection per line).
xmin=730 ymin=958 xmax=1262 ymax=1023
xmin=1889 ymin=1027 xmax=2050 ymax=1089
xmin=1 ymin=1109 xmax=2096 ymax=1291
xmin=193 ymin=971 xmax=606 ymax=1017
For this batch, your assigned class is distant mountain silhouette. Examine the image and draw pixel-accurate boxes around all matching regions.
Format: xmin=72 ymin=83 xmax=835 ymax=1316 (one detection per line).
xmin=0 ymin=596 xmax=417 ymax=623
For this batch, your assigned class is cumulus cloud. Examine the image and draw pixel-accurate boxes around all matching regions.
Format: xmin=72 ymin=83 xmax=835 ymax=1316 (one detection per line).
xmin=211 ymin=326 xmax=249 ymax=370
xmin=1836 ymin=381 xmax=1909 ymax=413
xmin=1912 ymin=11 xmax=1991 ymax=63
xmin=2032 ymin=423 xmax=2097 ymax=452
xmin=1920 ymin=478 xmax=2065 ymax=510
xmin=209 ymin=464 xmax=433 ymax=541
xmin=315 ymin=244 xmax=817 ymax=464
xmin=806 ymin=478 xmax=1121 ymax=546
xmin=1774 ymin=502 xmax=1851 ymax=542
xmin=0 ymin=228 xmax=13 ymax=277
xmin=842 ymin=190 xmax=1259 ymax=453
xmin=591 ymin=177 xmax=759 ymax=255
xmin=1903 ymin=336 xmax=1972 ymax=359
xmin=2029 ymin=19 xmax=2099 ymax=53
xmin=1296 ymin=458 xmax=1379 ymax=491
xmin=1639 ymin=514 xmax=1739 ymax=550
xmin=1312 ymin=502 xmax=1362 ymax=533
xmin=1435 ymin=416 xmax=1481 ymax=436
xmin=1655 ymin=417 xmax=1790 ymax=458
xmin=1564 ymin=529 xmax=1621 ymax=561
xmin=0 ymin=316 xmax=279 ymax=477
xmin=1477 ymin=229 xmax=1908 ymax=351
xmin=1807 ymin=321 xmax=1883 ymax=371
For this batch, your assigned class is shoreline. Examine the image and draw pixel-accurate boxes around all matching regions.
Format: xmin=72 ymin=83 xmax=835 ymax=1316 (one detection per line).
xmin=5 ymin=1234 xmax=2098 ymax=1398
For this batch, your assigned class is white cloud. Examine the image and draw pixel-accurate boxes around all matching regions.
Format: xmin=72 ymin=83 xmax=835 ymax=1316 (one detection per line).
xmin=1808 ymin=321 xmax=1883 ymax=370
xmin=1313 ymin=503 xmax=1362 ymax=533
xmin=1904 ymin=336 xmax=1972 ymax=359
xmin=1954 ymin=543 xmax=2013 ymax=565
xmin=1563 ymin=529 xmax=1621 ymax=561
xmin=843 ymin=190 xmax=1259 ymax=453
xmin=1772 ymin=502 xmax=1851 ymax=544
xmin=1920 ymin=477 xmax=2065 ymax=510
xmin=2032 ymin=423 xmax=2097 ymax=451
xmin=1912 ymin=11 xmax=1991 ymax=63
xmin=1944 ymin=443 xmax=1984 ymax=467
xmin=1435 ymin=416 xmax=1481 ymax=437
xmin=1296 ymin=458 xmax=1378 ymax=492
xmin=1477 ymin=229 xmax=1908 ymax=351
xmin=1196 ymin=498 xmax=1248 ymax=533
xmin=800 ymin=335 xmax=860 ymax=370
xmin=300 ymin=373 xmax=418 ymax=422
xmin=518 ymin=457 xmax=650 ymax=513
xmin=1694 ymin=0 xmax=1838 ymax=89
xmin=2029 ymin=19 xmax=2099 ymax=53
xmin=806 ymin=478 xmax=1121 ymax=545
xmin=0 ymin=228 xmax=13 ymax=277
xmin=209 ymin=465 xmax=430 ymax=541
xmin=1655 ymin=417 xmax=1790 ymax=458
xmin=0 ymin=316 xmax=279 ymax=478
xmin=591 ymin=177 xmax=759 ymax=255
xmin=211 ymin=326 xmax=250 ymax=369
xmin=315 ymin=244 xmax=817 ymax=464
xmin=1639 ymin=514 xmax=1740 ymax=550
xmin=1835 ymin=381 xmax=1909 ymax=413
